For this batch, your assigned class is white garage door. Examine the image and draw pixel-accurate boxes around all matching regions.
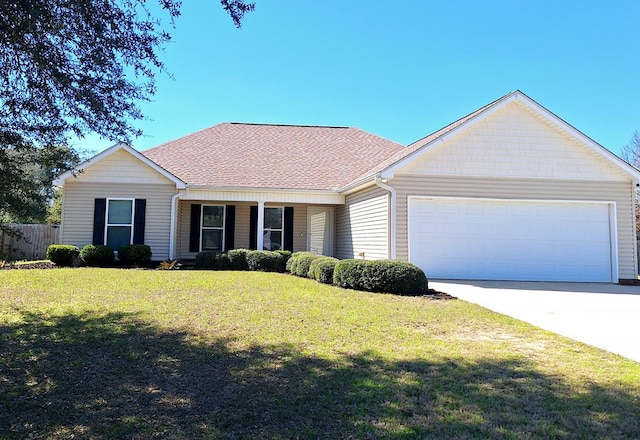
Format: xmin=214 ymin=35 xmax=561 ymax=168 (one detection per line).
xmin=408 ymin=197 xmax=615 ymax=282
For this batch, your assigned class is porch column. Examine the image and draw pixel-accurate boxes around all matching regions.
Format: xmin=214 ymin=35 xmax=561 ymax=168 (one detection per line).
xmin=256 ymin=201 xmax=265 ymax=251
xmin=168 ymin=191 xmax=185 ymax=260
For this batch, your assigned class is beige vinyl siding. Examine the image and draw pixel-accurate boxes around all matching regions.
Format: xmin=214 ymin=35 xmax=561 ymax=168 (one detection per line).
xmin=234 ymin=204 xmax=252 ymax=250
xmin=176 ymin=202 xmax=309 ymax=259
xmin=399 ymin=101 xmax=628 ymax=182
xmin=74 ymin=148 xmax=177 ymax=185
xmin=335 ymin=185 xmax=389 ymax=260
xmin=292 ymin=204 xmax=308 ymax=252
xmin=61 ymin=182 xmax=177 ymax=260
xmin=392 ymin=175 xmax=637 ymax=280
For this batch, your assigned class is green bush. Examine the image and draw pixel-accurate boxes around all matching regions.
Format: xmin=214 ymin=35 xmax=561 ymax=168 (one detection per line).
xmin=227 ymin=249 xmax=250 ymax=270
xmin=80 ymin=244 xmax=114 ymax=267
xmin=118 ymin=244 xmax=152 ymax=266
xmin=333 ymin=259 xmax=428 ymax=295
xmin=195 ymin=251 xmax=216 ymax=269
xmin=274 ymin=250 xmax=292 ymax=265
xmin=194 ymin=251 xmax=231 ymax=270
xmin=293 ymin=254 xmax=319 ymax=278
xmin=286 ymin=251 xmax=315 ymax=273
xmin=46 ymin=244 xmax=80 ymax=267
xmin=246 ymin=250 xmax=285 ymax=272
xmin=215 ymin=253 xmax=231 ymax=270
xmin=308 ymin=256 xmax=339 ymax=284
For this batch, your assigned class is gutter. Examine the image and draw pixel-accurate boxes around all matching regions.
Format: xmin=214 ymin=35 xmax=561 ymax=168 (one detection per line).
xmin=373 ymin=175 xmax=396 ymax=259
xmin=338 ymin=173 xmax=377 ymax=194
xmin=168 ymin=189 xmax=188 ymax=260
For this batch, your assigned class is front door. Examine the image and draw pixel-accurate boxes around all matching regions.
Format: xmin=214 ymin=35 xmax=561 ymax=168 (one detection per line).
xmin=307 ymin=207 xmax=334 ymax=256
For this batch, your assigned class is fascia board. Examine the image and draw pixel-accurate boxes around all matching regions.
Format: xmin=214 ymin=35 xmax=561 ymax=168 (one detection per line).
xmin=515 ymin=92 xmax=640 ymax=182
xmin=53 ymin=142 xmax=187 ymax=188
xmin=380 ymin=93 xmax=518 ymax=179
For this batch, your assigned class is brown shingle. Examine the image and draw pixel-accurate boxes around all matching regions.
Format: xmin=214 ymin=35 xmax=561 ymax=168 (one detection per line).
xmin=142 ymin=123 xmax=405 ymax=190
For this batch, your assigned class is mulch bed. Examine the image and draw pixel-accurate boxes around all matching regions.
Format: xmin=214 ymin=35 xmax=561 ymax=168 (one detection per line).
xmin=424 ymin=289 xmax=456 ymax=300
xmin=0 ymin=261 xmax=57 ymax=270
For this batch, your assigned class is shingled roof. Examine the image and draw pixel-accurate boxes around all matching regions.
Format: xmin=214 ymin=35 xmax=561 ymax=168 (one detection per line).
xmin=142 ymin=123 xmax=405 ymax=190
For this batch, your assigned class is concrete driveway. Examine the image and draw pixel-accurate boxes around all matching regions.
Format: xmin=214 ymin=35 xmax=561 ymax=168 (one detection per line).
xmin=429 ymin=280 xmax=640 ymax=363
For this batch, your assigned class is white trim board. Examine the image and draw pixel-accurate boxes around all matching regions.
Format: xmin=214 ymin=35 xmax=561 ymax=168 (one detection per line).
xmin=54 ymin=143 xmax=187 ymax=189
xmin=380 ymin=91 xmax=640 ymax=183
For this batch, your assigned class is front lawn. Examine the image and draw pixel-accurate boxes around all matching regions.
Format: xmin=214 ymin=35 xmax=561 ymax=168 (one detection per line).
xmin=1 ymin=269 xmax=639 ymax=439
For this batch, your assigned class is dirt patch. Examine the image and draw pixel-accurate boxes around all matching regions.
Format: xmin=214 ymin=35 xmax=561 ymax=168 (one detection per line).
xmin=453 ymin=328 xmax=548 ymax=352
xmin=424 ymin=289 xmax=456 ymax=300
xmin=401 ymin=288 xmax=455 ymax=300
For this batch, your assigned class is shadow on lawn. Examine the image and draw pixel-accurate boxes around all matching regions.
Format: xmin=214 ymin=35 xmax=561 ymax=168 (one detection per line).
xmin=1 ymin=311 xmax=638 ymax=439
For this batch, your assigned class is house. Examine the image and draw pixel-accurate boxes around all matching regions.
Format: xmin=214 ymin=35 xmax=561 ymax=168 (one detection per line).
xmin=54 ymin=91 xmax=640 ymax=283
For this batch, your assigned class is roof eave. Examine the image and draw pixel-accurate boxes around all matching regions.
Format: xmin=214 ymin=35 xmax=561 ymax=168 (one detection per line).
xmin=338 ymin=174 xmax=378 ymax=194
xmin=378 ymin=91 xmax=519 ymax=179
xmin=374 ymin=90 xmax=640 ymax=183
xmin=514 ymin=92 xmax=640 ymax=183
xmin=186 ymin=184 xmax=341 ymax=194
xmin=54 ymin=143 xmax=187 ymax=189
xmin=181 ymin=184 xmax=345 ymax=204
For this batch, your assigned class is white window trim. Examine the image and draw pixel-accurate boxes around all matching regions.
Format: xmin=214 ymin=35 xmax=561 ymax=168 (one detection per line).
xmin=104 ymin=198 xmax=135 ymax=247
xmin=263 ymin=206 xmax=284 ymax=251
xmin=200 ymin=204 xmax=226 ymax=252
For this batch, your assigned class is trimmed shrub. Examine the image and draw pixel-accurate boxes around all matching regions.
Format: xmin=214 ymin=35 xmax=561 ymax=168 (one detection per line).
xmin=308 ymin=256 xmax=339 ymax=284
xmin=246 ymin=250 xmax=285 ymax=272
xmin=293 ymin=254 xmax=319 ymax=278
xmin=227 ymin=248 xmax=250 ymax=270
xmin=80 ymin=244 xmax=114 ymax=267
xmin=333 ymin=259 xmax=428 ymax=295
xmin=195 ymin=251 xmax=216 ymax=269
xmin=286 ymin=251 xmax=314 ymax=273
xmin=46 ymin=244 xmax=80 ymax=267
xmin=194 ymin=251 xmax=230 ymax=270
xmin=215 ymin=253 xmax=231 ymax=270
xmin=274 ymin=250 xmax=292 ymax=266
xmin=118 ymin=244 xmax=152 ymax=267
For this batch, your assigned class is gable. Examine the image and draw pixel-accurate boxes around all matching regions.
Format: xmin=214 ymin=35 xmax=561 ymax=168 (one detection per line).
xmin=396 ymin=100 xmax=629 ymax=182
xmin=73 ymin=148 xmax=177 ymax=185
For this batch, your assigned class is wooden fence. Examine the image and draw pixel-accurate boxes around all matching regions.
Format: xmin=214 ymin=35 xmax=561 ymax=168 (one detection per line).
xmin=0 ymin=224 xmax=61 ymax=261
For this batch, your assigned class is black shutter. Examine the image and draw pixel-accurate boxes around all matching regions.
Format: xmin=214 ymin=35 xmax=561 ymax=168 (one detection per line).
xmin=224 ymin=205 xmax=235 ymax=251
xmin=249 ymin=205 xmax=258 ymax=250
xmin=92 ymin=199 xmax=107 ymax=245
xmin=133 ymin=199 xmax=146 ymax=244
xmin=189 ymin=204 xmax=201 ymax=252
xmin=284 ymin=207 xmax=294 ymax=251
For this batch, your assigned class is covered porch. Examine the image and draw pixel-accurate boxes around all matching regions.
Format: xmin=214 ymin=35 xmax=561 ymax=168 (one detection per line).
xmin=170 ymin=188 xmax=343 ymax=260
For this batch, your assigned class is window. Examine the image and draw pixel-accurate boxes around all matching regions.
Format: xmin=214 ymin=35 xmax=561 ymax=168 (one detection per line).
xmin=105 ymin=199 xmax=134 ymax=251
xmin=201 ymin=205 xmax=225 ymax=251
xmin=264 ymin=207 xmax=283 ymax=250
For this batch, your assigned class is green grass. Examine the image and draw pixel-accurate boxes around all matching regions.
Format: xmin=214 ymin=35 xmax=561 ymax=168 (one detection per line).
xmin=1 ymin=269 xmax=639 ymax=439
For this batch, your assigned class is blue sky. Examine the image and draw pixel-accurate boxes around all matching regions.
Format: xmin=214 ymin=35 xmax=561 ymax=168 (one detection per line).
xmin=79 ymin=0 xmax=640 ymax=156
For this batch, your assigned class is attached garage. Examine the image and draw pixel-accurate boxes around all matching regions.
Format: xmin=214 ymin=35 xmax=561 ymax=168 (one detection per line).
xmin=408 ymin=197 xmax=617 ymax=282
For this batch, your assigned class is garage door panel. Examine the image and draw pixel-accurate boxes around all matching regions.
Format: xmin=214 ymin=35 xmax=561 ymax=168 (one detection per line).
xmin=408 ymin=198 xmax=614 ymax=282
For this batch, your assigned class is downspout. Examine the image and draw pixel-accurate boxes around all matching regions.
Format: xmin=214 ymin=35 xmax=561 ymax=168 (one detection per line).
xmin=634 ymin=181 xmax=640 ymax=280
xmin=168 ymin=190 xmax=188 ymax=260
xmin=373 ymin=175 xmax=396 ymax=259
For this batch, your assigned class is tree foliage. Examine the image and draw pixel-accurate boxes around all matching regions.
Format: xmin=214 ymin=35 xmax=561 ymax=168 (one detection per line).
xmin=621 ymin=131 xmax=640 ymax=233
xmin=0 ymin=145 xmax=79 ymax=223
xmin=621 ymin=131 xmax=640 ymax=169
xmin=0 ymin=0 xmax=254 ymax=223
